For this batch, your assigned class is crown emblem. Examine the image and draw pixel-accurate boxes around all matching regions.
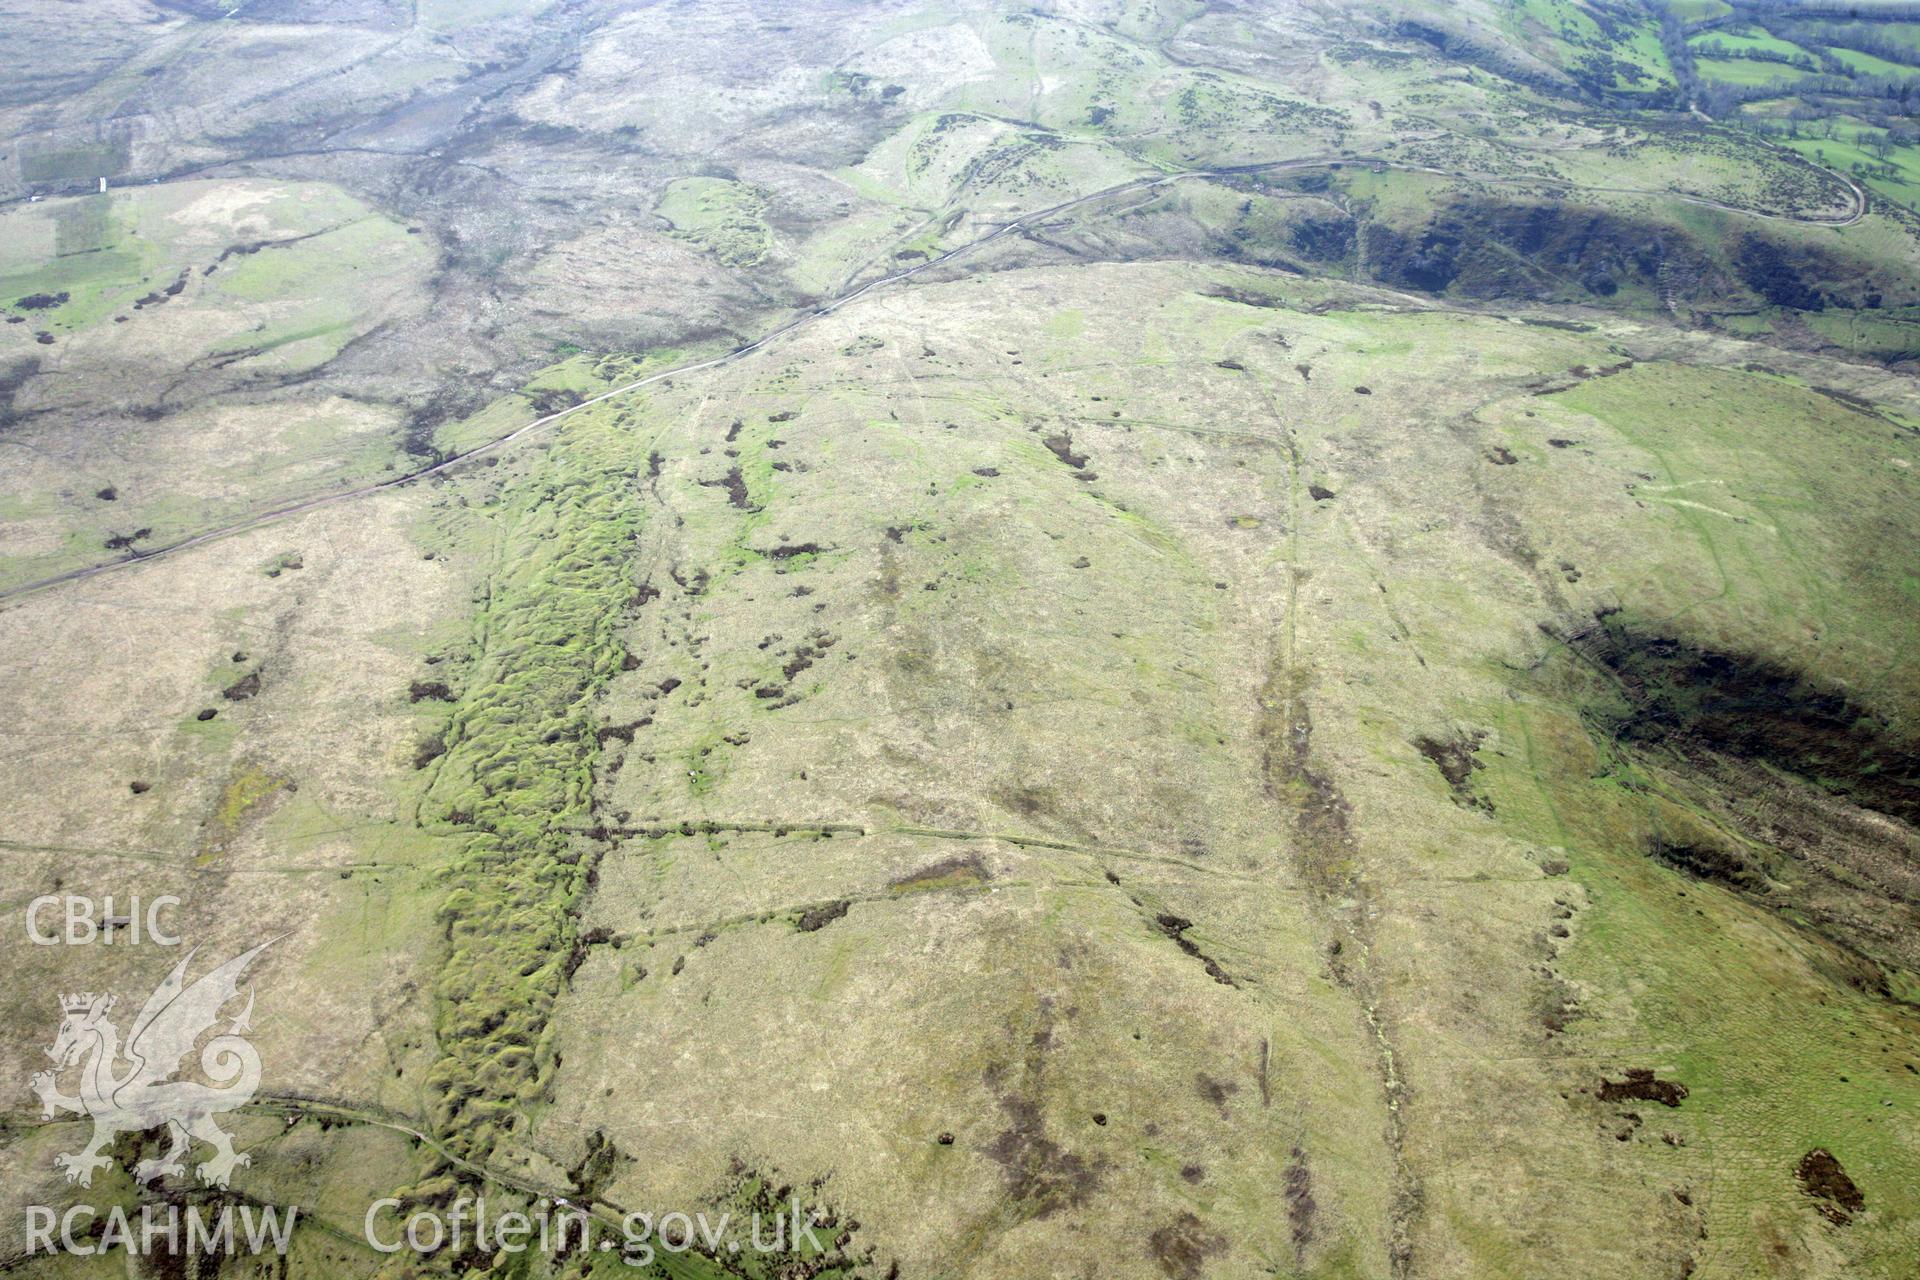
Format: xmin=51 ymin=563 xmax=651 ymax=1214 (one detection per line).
xmin=60 ymin=993 xmax=99 ymax=1013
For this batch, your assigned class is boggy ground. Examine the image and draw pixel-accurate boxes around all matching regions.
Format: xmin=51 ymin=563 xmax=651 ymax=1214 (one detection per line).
xmin=10 ymin=255 xmax=1914 ymax=1279
xmin=520 ymin=261 xmax=1920 ymax=1279
xmin=8 ymin=0 xmax=1920 ymax=601
xmin=3 ymin=3 xmax=1920 ymax=1279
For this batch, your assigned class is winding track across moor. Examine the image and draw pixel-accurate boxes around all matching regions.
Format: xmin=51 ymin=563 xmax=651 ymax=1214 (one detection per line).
xmin=0 ymin=153 xmax=1867 ymax=605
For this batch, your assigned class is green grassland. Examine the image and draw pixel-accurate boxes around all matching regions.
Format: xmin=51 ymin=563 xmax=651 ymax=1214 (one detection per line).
xmin=1666 ymin=10 xmax=1920 ymax=219
xmin=1828 ymin=46 xmax=1913 ymax=77
xmin=1664 ymin=0 xmax=1733 ymax=21
xmin=2 ymin=2 xmax=1920 ymax=1277
xmin=1780 ymin=122 xmax=1920 ymax=211
xmin=0 ymin=181 xmax=394 ymax=338
xmin=655 ymin=178 xmax=776 ymax=270
xmin=1507 ymin=0 xmax=1677 ymax=94
xmin=1696 ymin=55 xmax=1817 ymax=88
xmin=0 ymin=179 xmax=434 ymax=593
xmin=1689 ymin=28 xmax=1809 ymax=62
xmin=333 ymin=260 xmax=1918 ymax=1277
xmin=0 ymin=196 xmax=157 ymax=331
xmin=1463 ymin=360 xmax=1920 ymax=1273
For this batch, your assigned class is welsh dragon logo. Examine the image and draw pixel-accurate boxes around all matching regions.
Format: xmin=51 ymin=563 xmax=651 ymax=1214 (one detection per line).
xmin=29 ymin=940 xmax=274 ymax=1188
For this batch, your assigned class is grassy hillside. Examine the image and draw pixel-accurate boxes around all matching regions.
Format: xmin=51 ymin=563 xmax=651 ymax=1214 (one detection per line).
xmin=0 ymin=2 xmax=1915 ymax=1278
